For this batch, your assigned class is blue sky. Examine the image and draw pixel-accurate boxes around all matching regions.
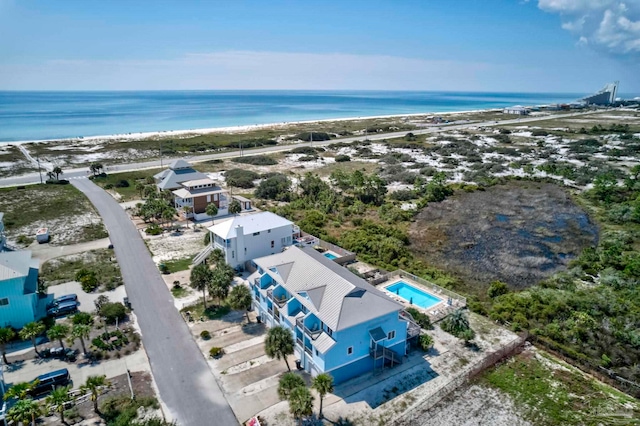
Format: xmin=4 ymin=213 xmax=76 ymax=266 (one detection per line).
xmin=0 ymin=0 xmax=638 ymax=93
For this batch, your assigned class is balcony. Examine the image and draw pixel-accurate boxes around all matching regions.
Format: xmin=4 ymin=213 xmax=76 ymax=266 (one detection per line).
xmin=304 ymin=346 xmax=312 ymax=356
xmin=296 ymin=337 xmax=303 ymax=347
xmin=296 ymin=317 xmax=322 ymax=340
xmin=267 ymin=289 xmax=288 ymax=308
xmin=400 ymin=310 xmax=422 ymax=338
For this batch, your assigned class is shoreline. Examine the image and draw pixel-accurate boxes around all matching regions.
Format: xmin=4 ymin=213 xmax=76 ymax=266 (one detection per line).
xmin=2 ymin=108 xmax=499 ymax=146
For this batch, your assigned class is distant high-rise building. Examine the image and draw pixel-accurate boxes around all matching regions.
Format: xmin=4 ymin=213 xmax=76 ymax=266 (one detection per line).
xmin=582 ymin=82 xmax=619 ymax=105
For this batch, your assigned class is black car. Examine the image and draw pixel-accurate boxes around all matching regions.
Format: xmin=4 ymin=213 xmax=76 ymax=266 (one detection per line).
xmin=28 ymin=368 xmax=71 ymax=397
xmin=46 ymin=294 xmax=78 ymax=309
xmin=47 ymin=300 xmax=79 ymax=317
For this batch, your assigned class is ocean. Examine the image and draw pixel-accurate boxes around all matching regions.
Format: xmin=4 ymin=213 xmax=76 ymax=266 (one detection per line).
xmin=0 ymin=90 xmax=585 ymax=143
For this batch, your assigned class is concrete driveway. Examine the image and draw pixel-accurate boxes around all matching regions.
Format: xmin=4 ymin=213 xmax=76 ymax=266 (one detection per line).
xmin=47 ymin=281 xmax=127 ymax=313
xmin=71 ymin=178 xmax=237 ymax=426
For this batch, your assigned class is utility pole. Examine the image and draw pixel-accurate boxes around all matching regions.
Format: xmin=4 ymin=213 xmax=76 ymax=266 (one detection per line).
xmin=160 ymin=141 xmax=163 ymax=168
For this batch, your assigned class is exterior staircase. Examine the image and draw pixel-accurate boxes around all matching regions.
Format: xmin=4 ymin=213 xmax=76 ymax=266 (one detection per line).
xmin=192 ymin=244 xmax=214 ymax=266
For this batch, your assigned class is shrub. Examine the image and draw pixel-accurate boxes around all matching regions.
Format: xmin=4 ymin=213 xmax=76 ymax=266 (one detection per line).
xmin=334 ymin=154 xmax=351 ymax=162
xmin=159 ymin=263 xmax=170 ymax=274
xmin=487 ymin=281 xmax=509 ymax=298
xmin=405 ymin=307 xmax=432 ymax=329
xmin=203 ymin=232 xmax=211 ymax=245
xmin=225 ymin=169 xmax=259 ymax=188
xmin=145 ymin=224 xmax=162 ymax=235
xmin=231 ymin=155 xmax=278 ymax=166
xmin=419 ymin=334 xmax=434 ymax=351
xmin=293 ymin=132 xmax=331 ymax=142
xmin=99 ymin=302 xmax=127 ymax=324
xmin=298 ymin=155 xmax=317 ymax=162
xmin=16 ymin=235 xmax=34 ymax=246
xmin=209 ymin=347 xmax=224 ymax=358
xmin=115 ymin=179 xmax=130 ymax=188
xmin=200 ymin=330 xmax=211 ymax=340
xmin=255 ymin=174 xmax=291 ymax=201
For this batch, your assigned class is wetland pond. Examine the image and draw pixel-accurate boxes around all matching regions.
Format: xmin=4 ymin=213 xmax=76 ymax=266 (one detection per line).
xmin=409 ymin=182 xmax=599 ymax=290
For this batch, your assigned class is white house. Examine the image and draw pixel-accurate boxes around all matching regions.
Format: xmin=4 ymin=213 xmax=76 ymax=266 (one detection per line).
xmin=208 ymin=212 xmax=300 ymax=269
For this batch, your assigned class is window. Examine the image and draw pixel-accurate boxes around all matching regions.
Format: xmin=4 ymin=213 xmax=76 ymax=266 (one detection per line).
xmin=314 ymin=349 xmax=318 ymax=356
xmin=253 ymin=232 xmax=260 ymax=236
xmin=268 ymin=229 xmax=271 ymax=233
xmin=388 ymin=330 xmax=396 ymax=340
xmin=206 ymin=195 xmax=211 ymax=202
xmin=347 ymin=346 xmax=353 ymax=355
xmin=271 ymin=240 xmax=274 ymax=248
xmin=232 ymin=251 xmax=235 ymax=259
xmin=0 ymin=298 xmax=8 ymax=306
xmin=287 ymin=236 xmax=292 ymax=243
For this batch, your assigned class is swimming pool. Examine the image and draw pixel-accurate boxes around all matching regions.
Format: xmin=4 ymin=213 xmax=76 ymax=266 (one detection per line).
xmin=323 ymin=252 xmax=338 ymax=260
xmin=385 ymin=281 xmax=442 ymax=309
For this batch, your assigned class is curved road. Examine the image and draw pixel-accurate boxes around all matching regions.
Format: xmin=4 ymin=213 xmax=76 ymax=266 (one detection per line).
xmin=71 ymin=178 xmax=238 ymax=426
xmin=0 ymin=110 xmax=599 ymax=188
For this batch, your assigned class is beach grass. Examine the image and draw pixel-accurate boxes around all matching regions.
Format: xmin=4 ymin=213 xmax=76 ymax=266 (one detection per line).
xmin=0 ymin=145 xmax=37 ymax=177
xmin=40 ymin=248 xmax=122 ymax=290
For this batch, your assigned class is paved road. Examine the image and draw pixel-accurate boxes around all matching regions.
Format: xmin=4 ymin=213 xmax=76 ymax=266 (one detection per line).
xmin=71 ymin=178 xmax=238 ymax=426
xmin=0 ymin=110 xmax=600 ymax=188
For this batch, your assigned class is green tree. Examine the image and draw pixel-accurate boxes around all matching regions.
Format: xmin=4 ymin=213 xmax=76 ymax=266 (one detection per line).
xmin=89 ymin=162 xmax=103 ymax=176
xmin=208 ymin=265 xmax=234 ymax=306
xmin=3 ymin=381 xmax=35 ymax=401
xmin=278 ymin=372 xmax=305 ymax=400
xmin=487 ymin=281 xmax=509 ymax=298
xmin=19 ymin=321 xmax=45 ymax=356
xmin=255 ymin=174 xmax=291 ymax=201
xmin=288 ymin=386 xmax=314 ymax=425
xmin=98 ymin=302 xmax=127 ymax=324
xmin=46 ymin=385 xmax=72 ymax=424
xmin=265 ymin=326 xmax=295 ymax=371
xmin=0 ymin=326 xmax=16 ymax=364
xmin=190 ymin=263 xmax=213 ymax=310
xmin=47 ymin=324 xmax=70 ymax=350
xmin=6 ymin=398 xmax=42 ymax=426
xmin=228 ymin=199 xmax=242 ymax=215
xmin=228 ymin=284 xmax=253 ymax=323
xmin=71 ymin=324 xmax=91 ymax=354
xmin=312 ymin=373 xmax=334 ymax=419
xmin=440 ymin=309 xmax=471 ymax=337
xmin=80 ymin=375 xmax=109 ymax=413
xmin=206 ymin=203 xmax=218 ymax=224
xmin=136 ymin=182 xmax=146 ymax=198
xmin=52 ymin=166 xmax=63 ymax=181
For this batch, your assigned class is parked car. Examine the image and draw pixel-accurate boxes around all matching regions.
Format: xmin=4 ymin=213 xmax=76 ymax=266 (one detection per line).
xmin=28 ymin=368 xmax=71 ymax=397
xmin=47 ymin=300 xmax=79 ymax=317
xmin=46 ymin=294 xmax=78 ymax=309
xmin=40 ymin=347 xmax=77 ymax=362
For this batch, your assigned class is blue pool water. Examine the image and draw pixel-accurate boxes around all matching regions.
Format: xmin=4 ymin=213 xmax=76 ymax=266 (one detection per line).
xmin=323 ymin=252 xmax=338 ymax=260
xmin=386 ymin=281 xmax=442 ymax=309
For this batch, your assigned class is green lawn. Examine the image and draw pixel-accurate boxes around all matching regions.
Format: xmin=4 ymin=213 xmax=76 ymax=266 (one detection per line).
xmin=163 ymin=256 xmax=194 ymax=273
xmin=180 ymin=300 xmax=231 ymax=320
xmin=41 ymin=249 xmax=123 ymax=291
xmin=92 ymin=169 xmax=162 ymax=201
xmin=479 ymin=350 xmax=639 ymax=425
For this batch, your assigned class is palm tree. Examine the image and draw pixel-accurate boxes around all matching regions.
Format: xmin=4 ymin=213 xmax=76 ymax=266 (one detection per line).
xmin=19 ymin=321 xmax=45 ymax=356
xmin=228 ymin=285 xmax=253 ymax=323
xmin=47 ymin=323 xmax=70 ymax=350
xmin=208 ymin=266 xmax=233 ymax=306
xmin=265 ymin=326 xmax=294 ymax=371
xmin=288 ymin=386 xmax=314 ymax=425
xmin=441 ymin=308 xmax=470 ymax=336
xmin=205 ymin=203 xmax=218 ymax=224
xmin=52 ymin=166 xmax=63 ymax=181
xmin=46 ymin=385 xmax=72 ymax=424
xmin=208 ymin=248 xmax=225 ymax=266
xmin=71 ymin=324 xmax=91 ymax=354
xmin=278 ymin=372 xmax=305 ymax=400
xmin=229 ymin=199 xmax=242 ymax=215
xmin=136 ymin=182 xmax=146 ymax=198
xmin=0 ymin=326 xmax=16 ymax=364
xmin=3 ymin=381 xmax=35 ymax=401
xmin=161 ymin=208 xmax=175 ymax=230
xmin=312 ymin=373 xmax=334 ymax=419
xmin=190 ymin=263 xmax=213 ymax=310
xmin=89 ymin=162 xmax=103 ymax=176
xmin=6 ymin=398 xmax=42 ymax=426
xmin=80 ymin=375 xmax=109 ymax=413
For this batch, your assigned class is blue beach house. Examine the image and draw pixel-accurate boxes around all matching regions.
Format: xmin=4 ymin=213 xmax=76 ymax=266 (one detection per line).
xmin=0 ymin=251 xmax=51 ymax=328
xmin=249 ymin=246 xmax=420 ymax=384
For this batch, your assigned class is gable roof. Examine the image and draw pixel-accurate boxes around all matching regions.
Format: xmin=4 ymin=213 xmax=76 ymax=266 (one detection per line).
xmin=0 ymin=251 xmax=37 ymax=281
xmin=208 ymin=212 xmax=293 ymax=240
xmin=253 ymin=246 xmax=402 ymax=331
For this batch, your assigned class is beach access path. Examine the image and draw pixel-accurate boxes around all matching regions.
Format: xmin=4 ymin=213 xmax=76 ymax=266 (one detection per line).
xmin=0 ymin=110 xmax=599 ymax=187
xmin=70 ymin=178 xmax=238 ymax=426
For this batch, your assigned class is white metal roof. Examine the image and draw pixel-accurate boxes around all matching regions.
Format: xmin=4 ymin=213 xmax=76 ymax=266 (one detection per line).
xmin=0 ymin=251 xmax=37 ymax=281
xmin=253 ymin=246 xmax=402 ymax=331
xmin=209 ymin=212 xmax=293 ymax=240
xmin=181 ymin=178 xmax=218 ymax=187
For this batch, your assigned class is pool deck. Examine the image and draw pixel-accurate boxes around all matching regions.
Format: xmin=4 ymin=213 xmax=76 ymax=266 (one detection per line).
xmin=378 ymin=276 xmax=465 ymax=322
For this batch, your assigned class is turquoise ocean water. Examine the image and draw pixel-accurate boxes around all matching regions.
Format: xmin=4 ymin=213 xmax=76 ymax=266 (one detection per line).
xmin=0 ymin=90 xmax=586 ymax=143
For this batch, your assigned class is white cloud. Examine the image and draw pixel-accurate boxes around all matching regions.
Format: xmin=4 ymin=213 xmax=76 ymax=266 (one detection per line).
xmin=538 ymin=0 xmax=640 ymax=57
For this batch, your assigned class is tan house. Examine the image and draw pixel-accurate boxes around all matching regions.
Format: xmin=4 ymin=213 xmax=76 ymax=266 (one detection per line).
xmin=172 ymin=178 xmax=230 ymax=220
